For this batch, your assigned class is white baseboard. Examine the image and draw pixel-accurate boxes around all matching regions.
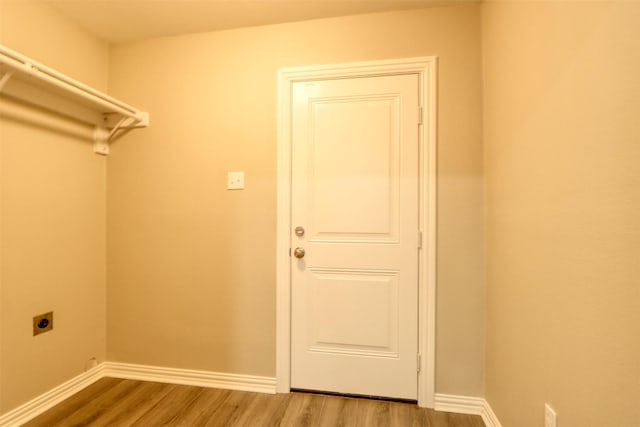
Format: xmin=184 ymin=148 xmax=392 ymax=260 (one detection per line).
xmin=481 ymin=399 xmax=503 ymax=427
xmin=434 ymin=393 xmax=502 ymax=427
xmin=0 ymin=364 xmax=105 ymax=427
xmin=2 ymin=365 xmax=500 ymax=427
xmin=435 ymin=393 xmax=486 ymax=415
xmin=0 ymin=362 xmax=276 ymax=427
xmin=103 ymin=362 xmax=277 ymax=394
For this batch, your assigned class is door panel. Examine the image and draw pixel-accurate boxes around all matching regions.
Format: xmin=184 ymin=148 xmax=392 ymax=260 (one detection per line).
xmin=308 ymin=268 xmax=399 ymax=356
xmin=309 ymin=96 xmax=399 ymax=240
xmin=290 ymin=74 xmax=419 ymax=400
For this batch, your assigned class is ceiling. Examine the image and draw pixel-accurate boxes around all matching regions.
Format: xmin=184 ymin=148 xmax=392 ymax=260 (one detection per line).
xmin=44 ymin=0 xmax=473 ymax=44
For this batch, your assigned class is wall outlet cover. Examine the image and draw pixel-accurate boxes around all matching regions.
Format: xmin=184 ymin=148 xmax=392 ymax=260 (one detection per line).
xmin=227 ymin=171 xmax=245 ymax=190
xmin=33 ymin=311 xmax=54 ymax=336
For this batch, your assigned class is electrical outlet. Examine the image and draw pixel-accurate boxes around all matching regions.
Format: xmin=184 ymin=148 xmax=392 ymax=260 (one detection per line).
xmin=545 ymin=403 xmax=558 ymax=427
xmin=33 ymin=311 xmax=53 ymax=336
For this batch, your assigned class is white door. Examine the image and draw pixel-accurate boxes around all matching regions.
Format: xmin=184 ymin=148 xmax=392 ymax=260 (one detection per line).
xmin=290 ymin=74 xmax=420 ymax=400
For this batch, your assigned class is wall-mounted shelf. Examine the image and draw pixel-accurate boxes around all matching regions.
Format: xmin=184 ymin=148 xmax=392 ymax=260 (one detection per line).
xmin=0 ymin=44 xmax=149 ymax=155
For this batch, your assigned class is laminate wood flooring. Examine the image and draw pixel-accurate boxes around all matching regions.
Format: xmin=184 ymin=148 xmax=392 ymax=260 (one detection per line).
xmin=23 ymin=378 xmax=486 ymax=427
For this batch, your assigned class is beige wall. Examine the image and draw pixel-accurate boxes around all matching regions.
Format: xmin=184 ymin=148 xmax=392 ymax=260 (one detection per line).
xmin=107 ymin=4 xmax=485 ymax=396
xmin=483 ymin=1 xmax=640 ymax=425
xmin=4 ymin=1 xmax=639 ymax=422
xmin=0 ymin=0 xmax=108 ymax=413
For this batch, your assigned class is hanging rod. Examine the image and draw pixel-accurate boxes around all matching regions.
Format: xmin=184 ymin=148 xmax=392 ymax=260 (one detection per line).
xmin=0 ymin=43 xmax=149 ymax=155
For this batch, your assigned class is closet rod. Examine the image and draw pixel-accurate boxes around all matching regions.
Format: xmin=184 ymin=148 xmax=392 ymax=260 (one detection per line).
xmin=0 ymin=44 xmax=145 ymax=122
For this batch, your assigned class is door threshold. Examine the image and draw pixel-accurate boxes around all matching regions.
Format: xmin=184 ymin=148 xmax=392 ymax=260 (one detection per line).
xmin=291 ymin=388 xmax=417 ymax=404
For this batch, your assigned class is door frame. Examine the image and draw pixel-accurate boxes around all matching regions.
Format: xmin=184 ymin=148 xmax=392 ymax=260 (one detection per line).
xmin=276 ymin=57 xmax=437 ymax=408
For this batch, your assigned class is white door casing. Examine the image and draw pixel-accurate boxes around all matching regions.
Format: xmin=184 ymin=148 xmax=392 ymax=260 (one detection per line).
xmin=276 ymin=57 xmax=437 ymax=407
xmin=290 ymin=74 xmax=419 ymax=399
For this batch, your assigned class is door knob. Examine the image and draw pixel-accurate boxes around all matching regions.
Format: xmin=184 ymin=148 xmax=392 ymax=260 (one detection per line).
xmin=293 ymin=247 xmax=306 ymax=259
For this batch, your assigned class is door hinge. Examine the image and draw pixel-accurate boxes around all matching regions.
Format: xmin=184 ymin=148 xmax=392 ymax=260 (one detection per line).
xmin=418 ymin=106 xmax=423 ymax=125
xmin=418 ymin=230 xmax=423 ymax=250
xmin=417 ymin=354 xmax=422 ymax=373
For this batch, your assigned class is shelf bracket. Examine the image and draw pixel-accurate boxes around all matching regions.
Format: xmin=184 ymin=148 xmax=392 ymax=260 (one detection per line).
xmin=93 ymin=112 xmax=150 ymax=155
xmin=93 ymin=125 xmax=110 ymax=155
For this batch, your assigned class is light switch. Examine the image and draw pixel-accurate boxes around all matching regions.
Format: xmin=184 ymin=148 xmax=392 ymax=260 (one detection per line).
xmin=227 ymin=171 xmax=245 ymax=190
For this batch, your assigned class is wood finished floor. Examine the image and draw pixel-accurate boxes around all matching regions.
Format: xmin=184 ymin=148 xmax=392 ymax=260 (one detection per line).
xmin=23 ymin=378 xmax=485 ymax=427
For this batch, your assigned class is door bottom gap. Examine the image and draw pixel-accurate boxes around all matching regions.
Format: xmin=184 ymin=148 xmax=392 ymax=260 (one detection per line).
xmin=290 ymin=388 xmax=417 ymax=404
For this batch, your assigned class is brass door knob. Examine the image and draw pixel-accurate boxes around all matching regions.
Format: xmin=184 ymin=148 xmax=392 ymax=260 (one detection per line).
xmin=293 ymin=247 xmax=305 ymax=259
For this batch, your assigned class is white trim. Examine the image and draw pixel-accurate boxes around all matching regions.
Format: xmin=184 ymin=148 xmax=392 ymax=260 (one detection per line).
xmin=418 ymin=55 xmax=438 ymax=409
xmin=434 ymin=393 xmax=486 ymax=415
xmin=0 ymin=364 xmax=501 ymax=427
xmin=0 ymin=362 xmax=277 ymax=426
xmin=275 ymin=62 xmax=293 ymax=393
xmin=481 ymin=399 xmax=504 ymax=427
xmin=434 ymin=394 xmax=503 ymax=427
xmin=276 ymin=56 xmax=438 ymax=407
xmin=0 ymin=364 xmax=105 ymax=427
xmin=103 ymin=362 xmax=276 ymax=394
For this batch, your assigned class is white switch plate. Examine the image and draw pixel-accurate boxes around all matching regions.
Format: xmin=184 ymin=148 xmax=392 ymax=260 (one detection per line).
xmin=227 ymin=171 xmax=244 ymax=190
xmin=545 ymin=404 xmax=557 ymax=427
